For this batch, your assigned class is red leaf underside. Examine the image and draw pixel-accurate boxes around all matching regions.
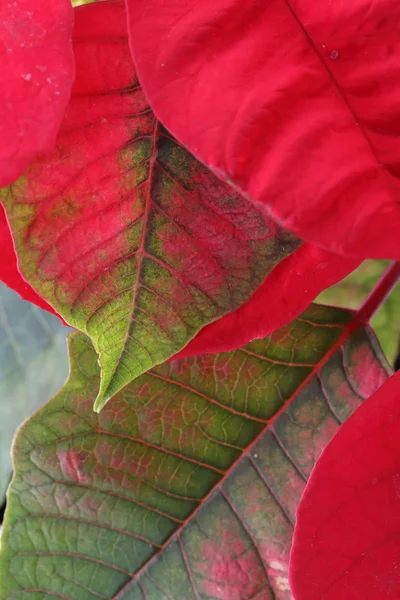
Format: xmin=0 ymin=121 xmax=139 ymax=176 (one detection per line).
xmin=290 ymin=369 xmax=400 ymax=599
xmin=0 ymin=0 xmax=74 ymax=187
xmin=126 ymin=0 xmax=400 ymax=259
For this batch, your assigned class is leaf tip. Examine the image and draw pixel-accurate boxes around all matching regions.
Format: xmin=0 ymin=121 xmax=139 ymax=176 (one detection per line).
xmin=93 ymin=393 xmax=108 ymax=413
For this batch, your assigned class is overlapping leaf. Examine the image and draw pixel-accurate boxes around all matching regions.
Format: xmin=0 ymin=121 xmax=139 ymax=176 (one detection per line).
xmin=1 ymin=1 xmax=302 ymax=410
xmin=0 ymin=283 xmax=69 ymax=502
xmin=126 ymin=0 xmax=400 ymax=260
xmin=0 ymin=0 xmax=74 ymax=187
xmin=0 ymin=304 xmax=391 ymax=599
xmin=290 ymin=370 xmax=400 ymax=599
xmin=1 ymin=1 xmax=362 ymax=410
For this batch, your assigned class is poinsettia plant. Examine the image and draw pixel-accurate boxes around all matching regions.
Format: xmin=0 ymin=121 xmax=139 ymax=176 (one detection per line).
xmin=0 ymin=0 xmax=400 ymax=598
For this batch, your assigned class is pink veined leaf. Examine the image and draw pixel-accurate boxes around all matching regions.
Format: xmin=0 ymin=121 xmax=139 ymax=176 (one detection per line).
xmin=1 ymin=0 xmax=360 ymax=409
xmin=290 ymin=369 xmax=400 ymax=599
xmin=126 ymin=0 xmax=400 ymax=260
xmin=0 ymin=0 xmax=74 ymax=187
xmin=0 ymin=303 xmax=392 ymax=599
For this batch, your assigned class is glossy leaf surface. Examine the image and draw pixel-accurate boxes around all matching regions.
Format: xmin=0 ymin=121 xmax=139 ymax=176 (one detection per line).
xmin=1 ymin=1 xmax=303 ymax=410
xmin=0 ymin=304 xmax=390 ymax=599
xmin=290 ymin=369 xmax=400 ymax=599
xmin=0 ymin=283 xmax=69 ymax=502
xmin=0 ymin=0 xmax=74 ymax=187
xmin=127 ymin=0 xmax=400 ymax=259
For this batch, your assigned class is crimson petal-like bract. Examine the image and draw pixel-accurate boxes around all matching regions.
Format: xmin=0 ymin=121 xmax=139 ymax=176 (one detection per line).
xmin=290 ymin=370 xmax=400 ymax=599
xmin=126 ymin=0 xmax=400 ymax=260
xmin=0 ymin=0 xmax=74 ymax=187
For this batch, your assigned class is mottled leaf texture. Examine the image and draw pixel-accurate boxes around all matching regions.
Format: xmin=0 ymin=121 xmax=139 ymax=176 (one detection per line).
xmin=0 ymin=196 xmax=360 ymax=363
xmin=127 ymin=0 xmax=400 ymax=260
xmin=0 ymin=0 xmax=74 ymax=187
xmin=0 ymin=282 xmax=69 ymax=503
xmin=0 ymin=304 xmax=391 ymax=599
xmin=290 ymin=370 xmax=400 ymax=600
xmin=1 ymin=0 xmax=304 ymax=411
xmin=0 ymin=185 xmax=360 ymax=369
xmin=0 ymin=205 xmax=62 ymax=318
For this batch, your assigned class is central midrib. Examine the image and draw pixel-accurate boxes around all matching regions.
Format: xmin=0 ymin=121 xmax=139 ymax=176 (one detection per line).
xmin=110 ymin=311 xmax=367 ymax=599
xmin=95 ymin=119 xmax=160 ymax=406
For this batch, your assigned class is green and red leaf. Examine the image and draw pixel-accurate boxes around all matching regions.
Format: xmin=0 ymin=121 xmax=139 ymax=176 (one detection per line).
xmin=1 ymin=1 xmax=299 ymax=409
xmin=0 ymin=0 xmax=74 ymax=187
xmin=126 ymin=0 xmax=400 ymax=260
xmin=0 ymin=205 xmax=63 ymax=317
xmin=0 ymin=304 xmax=391 ymax=598
xmin=1 ymin=1 xmax=360 ymax=410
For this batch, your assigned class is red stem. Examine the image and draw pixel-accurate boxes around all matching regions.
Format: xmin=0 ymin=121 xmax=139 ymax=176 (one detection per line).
xmin=355 ymin=261 xmax=400 ymax=326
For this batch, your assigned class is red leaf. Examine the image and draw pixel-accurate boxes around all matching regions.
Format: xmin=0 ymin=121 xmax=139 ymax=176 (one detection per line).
xmin=0 ymin=204 xmax=63 ymax=318
xmin=0 ymin=0 xmax=74 ymax=187
xmin=176 ymin=243 xmax=360 ymax=359
xmin=126 ymin=0 xmax=400 ymax=260
xmin=290 ymin=369 xmax=400 ymax=599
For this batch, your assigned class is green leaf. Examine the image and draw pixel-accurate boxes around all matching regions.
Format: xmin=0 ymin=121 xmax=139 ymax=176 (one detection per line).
xmin=1 ymin=2 xmax=299 ymax=410
xmin=0 ymin=283 xmax=69 ymax=503
xmin=0 ymin=304 xmax=391 ymax=599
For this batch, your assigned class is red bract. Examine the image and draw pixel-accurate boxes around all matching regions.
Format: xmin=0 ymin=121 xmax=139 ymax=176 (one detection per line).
xmin=290 ymin=369 xmax=400 ymax=599
xmin=0 ymin=204 xmax=61 ymax=317
xmin=0 ymin=0 xmax=74 ymax=187
xmin=126 ymin=0 xmax=400 ymax=260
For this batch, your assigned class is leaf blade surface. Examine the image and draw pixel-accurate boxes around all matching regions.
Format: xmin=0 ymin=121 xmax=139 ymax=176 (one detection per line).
xmin=0 ymin=304 xmax=391 ymax=599
xmin=0 ymin=205 xmax=63 ymax=318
